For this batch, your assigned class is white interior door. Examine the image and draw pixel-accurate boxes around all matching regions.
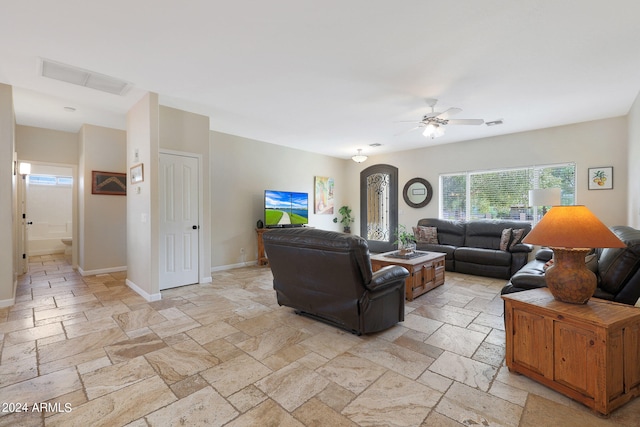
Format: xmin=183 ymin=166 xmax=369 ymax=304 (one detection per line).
xmin=159 ymin=153 xmax=199 ymax=290
xmin=20 ymin=174 xmax=29 ymax=274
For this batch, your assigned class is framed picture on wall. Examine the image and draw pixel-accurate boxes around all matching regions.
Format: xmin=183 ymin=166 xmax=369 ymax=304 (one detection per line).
xmin=314 ymin=176 xmax=334 ymax=214
xmin=130 ymin=163 xmax=144 ymax=184
xmin=91 ymin=171 xmax=127 ymax=195
xmin=588 ymin=166 xmax=613 ymax=190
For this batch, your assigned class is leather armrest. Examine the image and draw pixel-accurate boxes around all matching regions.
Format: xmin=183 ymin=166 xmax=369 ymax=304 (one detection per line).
xmin=535 ymin=247 xmax=554 ymax=262
xmin=367 ymin=266 xmax=409 ymax=292
xmin=509 ymin=243 xmax=533 ymax=253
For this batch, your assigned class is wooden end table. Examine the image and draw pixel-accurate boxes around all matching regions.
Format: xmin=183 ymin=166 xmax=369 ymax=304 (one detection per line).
xmin=502 ymin=288 xmax=640 ymax=416
xmin=370 ymin=251 xmax=445 ymax=301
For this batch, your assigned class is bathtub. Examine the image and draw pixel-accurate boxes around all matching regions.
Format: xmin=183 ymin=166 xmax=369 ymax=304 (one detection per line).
xmin=28 ymin=222 xmax=72 ymax=256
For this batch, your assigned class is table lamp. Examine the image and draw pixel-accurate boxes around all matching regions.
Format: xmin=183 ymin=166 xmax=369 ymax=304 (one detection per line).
xmin=529 ymin=188 xmax=561 ymax=224
xmin=522 ymin=205 xmax=626 ymax=304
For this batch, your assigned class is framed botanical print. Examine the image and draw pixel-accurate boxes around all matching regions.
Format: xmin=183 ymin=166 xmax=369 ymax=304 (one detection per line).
xmin=588 ymin=167 xmax=613 ymax=190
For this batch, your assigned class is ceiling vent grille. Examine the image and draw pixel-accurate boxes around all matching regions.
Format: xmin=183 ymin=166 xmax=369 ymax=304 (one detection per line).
xmin=40 ymin=59 xmax=131 ymax=96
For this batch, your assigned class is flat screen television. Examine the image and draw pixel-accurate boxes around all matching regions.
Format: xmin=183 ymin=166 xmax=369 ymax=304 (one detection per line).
xmin=264 ymin=190 xmax=309 ymax=227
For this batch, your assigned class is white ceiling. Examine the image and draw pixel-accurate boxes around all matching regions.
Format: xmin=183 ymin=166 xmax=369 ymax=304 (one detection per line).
xmin=2 ymin=1 xmax=640 ymax=159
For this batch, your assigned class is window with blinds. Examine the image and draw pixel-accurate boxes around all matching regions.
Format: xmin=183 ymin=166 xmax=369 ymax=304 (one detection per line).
xmin=28 ymin=174 xmax=73 ymax=186
xmin=440 ymin=163 xmax=575 ymax=221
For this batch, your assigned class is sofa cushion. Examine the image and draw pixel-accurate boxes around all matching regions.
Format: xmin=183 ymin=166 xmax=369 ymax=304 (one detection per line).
xmin=413 ymin=226 xmax=438 ymax=244
xmin=499 ymin=228 xmax=512 ymax=251
xmin=417 ymin=219 xmax=465 ymax=246
xmin=465 ymin=220 xmax=531 ymax=250
xmin=597 ymin=226 xmax=640 ymax=295
xmin=509 ymin=228 xmax=526 ymax=249
xmin=414 ymin=243 xmax=455 ymax=260
xmin=455 ymin=247 xmax=512 ymax=266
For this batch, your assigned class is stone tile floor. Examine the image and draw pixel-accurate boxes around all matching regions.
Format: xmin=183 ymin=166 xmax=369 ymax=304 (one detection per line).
xmin=0 ymin=253 xmax=638 ymax=426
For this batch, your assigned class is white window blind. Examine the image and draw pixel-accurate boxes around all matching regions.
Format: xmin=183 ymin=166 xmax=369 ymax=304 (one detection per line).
xmin=440 ymin=163 xmax=575 ymax=221
xmin=28 ymin=174 xmax=73 ymax=186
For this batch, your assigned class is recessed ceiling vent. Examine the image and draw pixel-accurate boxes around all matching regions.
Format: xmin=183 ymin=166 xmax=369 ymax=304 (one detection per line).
xmin=40 ymin=58 xmax=131 ymax=96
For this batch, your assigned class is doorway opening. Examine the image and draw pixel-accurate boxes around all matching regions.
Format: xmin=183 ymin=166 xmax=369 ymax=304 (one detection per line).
xmin=22 ymin=163 xmax=76 ymax=266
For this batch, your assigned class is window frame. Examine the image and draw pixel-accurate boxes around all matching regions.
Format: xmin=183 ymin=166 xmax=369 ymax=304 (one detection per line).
xmin=439 ymin=162 xmax=576 ymax=222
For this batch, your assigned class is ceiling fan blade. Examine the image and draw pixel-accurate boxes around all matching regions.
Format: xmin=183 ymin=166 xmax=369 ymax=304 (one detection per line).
xmin=394 ymin=125 xmax=423 ymax=136
xmin=423 ymin=111 xmax=442 ymax=119
xmin=447 ymin=118 xmax=484 ymax=125
xmin=438 ymin=108 xmax=462 ymax=119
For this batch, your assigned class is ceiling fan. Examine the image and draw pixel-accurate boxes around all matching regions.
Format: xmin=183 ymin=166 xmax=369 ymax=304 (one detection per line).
xmin=400 ymin=98 xmax=484 ymax=139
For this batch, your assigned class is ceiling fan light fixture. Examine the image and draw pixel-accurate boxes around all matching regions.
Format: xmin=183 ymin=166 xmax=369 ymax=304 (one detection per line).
xmin=351 ymin=149 xmax=368 ymax=163
xmin=423 ymin=123 xmax=445 ymax=139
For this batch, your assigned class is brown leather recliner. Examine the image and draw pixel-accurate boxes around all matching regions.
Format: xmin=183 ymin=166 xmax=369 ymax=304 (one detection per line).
xmin=263 ymin=228 xmax=409 ymax=335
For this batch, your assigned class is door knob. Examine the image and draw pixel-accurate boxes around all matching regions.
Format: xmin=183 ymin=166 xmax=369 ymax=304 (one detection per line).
xmin=192 ymin=225 xmax=198 ymax=229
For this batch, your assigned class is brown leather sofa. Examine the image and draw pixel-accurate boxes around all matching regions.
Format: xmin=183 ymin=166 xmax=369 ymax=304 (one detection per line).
xmin=502 ymin=225 xmax=640 ymax=305
xmin=263 ymin=228 xmax=409 ymax=335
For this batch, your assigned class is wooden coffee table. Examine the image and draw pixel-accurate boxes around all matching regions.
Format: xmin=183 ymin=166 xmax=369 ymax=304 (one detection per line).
xmin=370 ymin=251 xmax=446 ymax=301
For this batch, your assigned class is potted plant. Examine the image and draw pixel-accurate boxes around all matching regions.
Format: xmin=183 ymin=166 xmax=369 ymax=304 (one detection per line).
xmin=333 ymin=205 xmax=355 ymax=233
xmin=395 ymin=225 xmax=416 ymax=255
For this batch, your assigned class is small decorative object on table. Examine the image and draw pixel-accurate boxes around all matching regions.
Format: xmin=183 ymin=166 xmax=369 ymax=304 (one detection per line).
xmin=333 ymin=205 xmax=355 ymax=233
xmin=395 ymin=225 xmax=416 ymax=255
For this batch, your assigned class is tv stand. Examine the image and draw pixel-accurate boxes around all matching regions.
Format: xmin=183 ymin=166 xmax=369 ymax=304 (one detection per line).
xmin=256 ymin=228 xmax=271 ymax=266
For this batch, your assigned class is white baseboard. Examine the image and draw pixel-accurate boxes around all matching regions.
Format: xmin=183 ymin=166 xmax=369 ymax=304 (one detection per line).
xmin=200 ymin=276 xmax=213 ymax=283
xmin=211 ymin=260 xmax=258 ymax=272
xmin=126 ymin=279 xmax=162 ymax=302
xmin=0 ymin=296 xmax=15 ymax=308
xmin=28 ymin=249 xmax=65 ymax=256
xmin=78 ymin=266 xmax=127 ymax=276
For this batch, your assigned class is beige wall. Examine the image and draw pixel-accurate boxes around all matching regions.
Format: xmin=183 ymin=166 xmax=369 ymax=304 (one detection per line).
xmin=210 ymin=131 xmax=348 ymax=268
xmin=78 ymin=125 xmax=127 ymax=273
xmin=126 ymin=93 xmax=160 ymax=300
xmin=15 ymin=125 xmax=78 ymax=164
xmin=159 ymin=106 xmax=212 ymax=282
xmin=0 ymin=83 xmax=16 ymax=306
xmin=627 ymin=91 xmax=640 ymax=228
xmin=347 ymin=117 xmax=629 ymax=231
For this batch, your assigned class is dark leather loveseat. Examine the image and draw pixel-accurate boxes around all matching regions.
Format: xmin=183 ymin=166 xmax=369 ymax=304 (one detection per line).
xmin=502 ymin=225 xmax=640 ymax=305
xmin=263 ymin=228 xmax=409 ymax=334
xmin=414 ymin=218 xmax=533 ymax=279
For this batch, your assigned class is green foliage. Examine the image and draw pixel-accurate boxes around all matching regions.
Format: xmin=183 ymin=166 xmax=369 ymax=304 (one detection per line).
xmin=442 ymin=164 xmax=575 ymax=220
xmin=394 ymin=224 xmax=415 ymax=245
xmin=333 ymin=205 xmax=355 ymax=227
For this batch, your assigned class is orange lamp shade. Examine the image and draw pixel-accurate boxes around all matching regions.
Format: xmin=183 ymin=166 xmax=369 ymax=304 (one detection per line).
xmin=522 ymin=205 xmax=625 ymax=249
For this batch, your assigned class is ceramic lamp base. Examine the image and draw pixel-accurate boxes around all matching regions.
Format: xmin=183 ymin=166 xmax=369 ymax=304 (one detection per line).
xmin=545 ymin=247 xmax=596 ymax=304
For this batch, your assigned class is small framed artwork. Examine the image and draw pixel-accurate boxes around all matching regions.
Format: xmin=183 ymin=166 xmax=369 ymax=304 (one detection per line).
xmin=130 ymin=163 xmax=144 ymax=184
xmin=91 ymin=171 xmax=127 ymax=195
xmin=314 ymin=176 xmax=335 ymax=214
xmin=588 ymin=167 xmax=613 ymax=190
